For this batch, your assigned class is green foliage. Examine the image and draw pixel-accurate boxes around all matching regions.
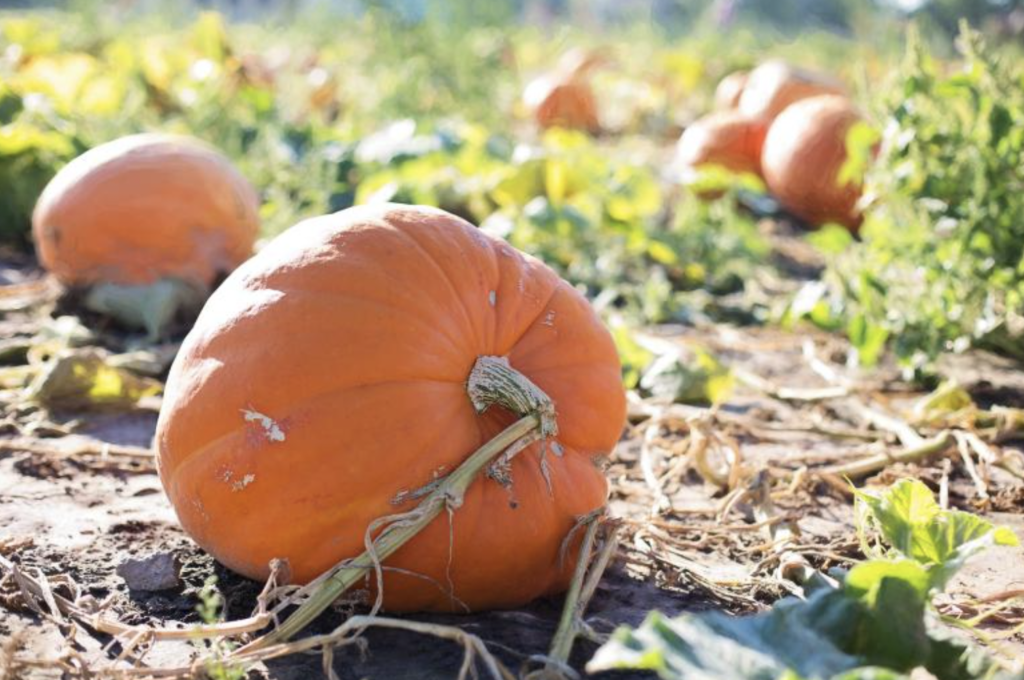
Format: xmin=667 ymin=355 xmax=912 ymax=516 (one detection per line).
xmin=589 ymin=480 xmax=1021 ymax=680
xmin=0 ymin=97 xmax=78 ymax=244
xmin=639 ymin=347 xmax=734 ymax=405
xmin=855 ymin=478 xmax=1019 ymax=591
xmin=0 ymin=9 xmax=776 ymax=336
xmin=194 ymin=577 xmax=245 ymax=680
xmin=809 ymin=23 xmax=1024 ymax=373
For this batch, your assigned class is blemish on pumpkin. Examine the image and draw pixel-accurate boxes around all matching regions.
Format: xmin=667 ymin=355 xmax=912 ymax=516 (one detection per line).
xmin=191 ymin=497 xmax=210 ymax=522
xmin=550 ymin=441 xmax=564 ymax=456
xmin=517 ymin=278 xmax=525 ymax=293
xmin=488 ymin=290 xmax=496 ymax=307
xmin=241 ymin=408 xmax=286 ymax=442
xmin=231 ymin=473 xmax=256 ymax=492
xmin=542 ymin=310 xmax=556 ymax=326
xmin=221 ymin=468 xmax=233 ymax=483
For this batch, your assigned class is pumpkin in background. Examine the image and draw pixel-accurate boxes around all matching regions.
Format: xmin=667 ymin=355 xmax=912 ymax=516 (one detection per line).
xmin=523 ymin=48 xmax=605 ymax=133
xmin=738 ymin=60 xmax=845 ymax=123
xmin=32 ymin=133 xmax=259 ymax=337
xmin=33 ymin=133 xmax=259 ymax=289
xmin=156 ymin=203 xmax=626 ymax=613
xmin=761 ymin=95 xmax=865 ymax=231
xmin=714 ymin=70 xmax=748 ymax=110
xmin=676 ymin=110 xmax=767 ymax=178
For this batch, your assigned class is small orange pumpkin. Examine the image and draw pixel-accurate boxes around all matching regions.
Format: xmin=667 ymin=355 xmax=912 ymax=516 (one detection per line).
xmin=738 ymin=60 xmax=845 ymax=123
xmin=676 ymin=110 xmax=767 ymax=177
xmin=156 ymin=203 xmax=626 ymax=613
xmin=761 ymin=95 xmax=865 ymax=230
xmin=33 ymin=133 xmax=259 ymax=288
xmin=524 ymin=49 xmax=605 ymax=133
xmin=714 ymin=70 xmax=749 ymax=110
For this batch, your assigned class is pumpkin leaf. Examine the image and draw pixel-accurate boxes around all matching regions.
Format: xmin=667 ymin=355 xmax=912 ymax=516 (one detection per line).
xmin=587 ymin=602 xmax=862 ymax=680
xmin=592 ymin=477 xmax=1023 ymax=680
xmin=589 ymin=554 xmax=1018 ymax=680
xmin=84 ymin=278 xmax=209 ymax=340
xmin=855 ymin=479 xmax=1020 ymax=590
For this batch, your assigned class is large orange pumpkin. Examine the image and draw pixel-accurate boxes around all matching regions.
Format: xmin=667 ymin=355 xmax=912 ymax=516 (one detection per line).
xmin=714 ymin=70 xmax=749 ymax=110
xmin=676 ymin=110 xmax=768 ymax=177
xmin=738 ymin=60 xmax=845 ymax=123
xmin=524 ymin=49 xmax=604 ymax=133
xmin=33 ymin=133 xmax=259 ymax=288
xmin=156 ymin=203 xmax=626 ymax=613
xmin=761 ymin=95 xmax=865 ymax=230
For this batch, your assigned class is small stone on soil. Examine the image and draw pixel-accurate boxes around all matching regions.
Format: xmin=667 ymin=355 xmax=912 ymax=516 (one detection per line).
xmin=116 ymin=552 xmax=182 ymax=591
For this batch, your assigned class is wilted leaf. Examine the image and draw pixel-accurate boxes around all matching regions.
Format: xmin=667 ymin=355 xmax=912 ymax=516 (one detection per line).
xmin=640 ymin=348 xmax=733 ymax=405
xmin=84 ymin=278 xmax=209 ymax=340
xmin=911 ymin=381 xmax=974 ymax=424
xmin=27 ymin=349 xmax=162 ymax=410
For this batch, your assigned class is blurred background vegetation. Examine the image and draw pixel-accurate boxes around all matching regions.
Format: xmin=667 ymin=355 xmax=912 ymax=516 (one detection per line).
xmin=0 ymin=0 xmax=1021 ymax=379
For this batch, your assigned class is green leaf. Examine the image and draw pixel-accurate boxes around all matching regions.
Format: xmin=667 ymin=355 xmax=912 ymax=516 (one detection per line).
xmin=839 ymin=121 xmax=881 ymax=188
xmin=609 ymin=320 xmax=653 ymax=390
xmin=842 ymin=561 xmax=931 ymax=670
xmin=84 ymin=278 xmax=210 ymax=340
xmin=855 ymin=479 xmax=1020 ymax=589
xmin=806 ymin=225 xmax=855 ymax=256
xmin=847 ymin=314 xmax=889 ymax=367
xmin=587 ymin=600 xmax=863 ymax=680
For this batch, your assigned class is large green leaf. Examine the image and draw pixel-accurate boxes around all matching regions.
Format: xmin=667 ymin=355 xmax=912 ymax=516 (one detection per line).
xmin=587 ymin=595 xmax=862 ymax=680
xmin=855 ymin=479 xmax=1019 ymax=589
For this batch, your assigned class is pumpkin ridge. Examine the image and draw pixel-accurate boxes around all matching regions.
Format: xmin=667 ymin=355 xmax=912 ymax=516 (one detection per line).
xmin=388 ymin=222 xmax=487 ymax=353
xmin=496 ymin=278 xmax=561 ymax=358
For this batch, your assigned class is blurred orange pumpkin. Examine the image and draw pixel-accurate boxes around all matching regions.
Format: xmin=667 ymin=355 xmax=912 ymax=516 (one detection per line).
xmin=156 ymin=203 xmax=626 ymax=613
xmin=739 ymin=60 xmax=845 ymax=123
xmin=33 ymin=133 xmax=259 ymax=288
xmin=761 ymin=95 xmax=865 ymax=230
xmin=714 ymin=70 xmax=749 ymax=110
xmin=523 ymin=48 xmax=605 ymax=133
xmin=676 ymin=110 xmax=767 ymax=177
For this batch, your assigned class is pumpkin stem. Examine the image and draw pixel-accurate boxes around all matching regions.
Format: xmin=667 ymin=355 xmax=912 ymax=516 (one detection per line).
xmin=467 ymin=355 xmax=558 ymax=438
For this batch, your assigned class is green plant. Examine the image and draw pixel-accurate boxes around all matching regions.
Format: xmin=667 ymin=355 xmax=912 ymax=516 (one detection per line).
xmin=195 ymin=578 xmax=245 ymax=680
xmin=800 ymin=23 xmax=1024 ymax=374
xmin=588 ymin=479 xmax=1020 ymax=680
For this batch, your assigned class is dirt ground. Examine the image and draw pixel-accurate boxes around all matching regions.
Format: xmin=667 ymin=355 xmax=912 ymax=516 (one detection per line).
xmin=1 ymin=232 xmax=1023 ymax=678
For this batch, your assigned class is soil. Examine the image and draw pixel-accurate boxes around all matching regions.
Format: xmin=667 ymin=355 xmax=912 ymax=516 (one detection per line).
xmin=1 ymin=235 xmax=1023 ymax=679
